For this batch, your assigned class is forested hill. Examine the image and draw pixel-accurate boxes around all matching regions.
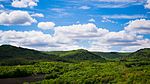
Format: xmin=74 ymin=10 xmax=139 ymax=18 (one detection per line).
xmin=0 ymin=45 xmax=105 ymax=65
xmin=127 ymin=48 xmax=150 ymax=60
xmin=0 ymin=45 xmax=48 ymax=59
xmin=0 ymin=45 xmax=57 ymax=65
xmin=58 ymin=49 xmax=105 ymax=61
xmin=93 ymin=52 xmax=130 ymax=59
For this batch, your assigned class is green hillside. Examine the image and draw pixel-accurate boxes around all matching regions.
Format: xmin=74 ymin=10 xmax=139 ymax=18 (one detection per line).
xmin=93 ymin=52 xmax=130 ymax=59
xmin=46 ymin=49 xmax=105 ymax=62
xmin=59 ymin=49 xmax=105 ymax=61
xmin=0 ymin=45 xmax=48 ymax=59
xmin=0 ymin=45 xmax=105 ymax=65
xmin=0 ymin=45 xmax=59 ymax=65
xmin=127 ymin=48 xmax=150 ymax=61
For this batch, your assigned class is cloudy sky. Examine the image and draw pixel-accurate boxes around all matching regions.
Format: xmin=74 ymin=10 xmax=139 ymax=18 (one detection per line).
xmin=0 ymin=0 xmax=150 ymax=52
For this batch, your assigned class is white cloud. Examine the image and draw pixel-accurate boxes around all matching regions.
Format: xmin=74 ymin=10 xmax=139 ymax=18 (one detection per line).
xmin=76 ymin=21 xmax=80 ymax=24
xmin=31 ymin=13 xmax=44 ymax=17
xmin=12 ymin=0 xmax=38 ymax=8
xmin=88 ymin=30 xmax=144 ymax=51
xmin=51 ymin=8 xmax=64 ymax=12
xmin=0 ymin=30 xmax=82 ymax=51
xmin=0 ymin=30 xmax=52 ymax=47
xmin=51 ymin=8 xmax=70 ymax=16
xmin=88 ymin=18 xmax=95 ymax=22
xmin=101 ymin=31 xmax=143 ymax=46
xmin=0 ymin=4 xmax=4 ymax=8
xmin=53 ymin=23 xmax=141 ymax=51
xmin=91 ymin=0 xmax=143 ymax=3
xmin=0 ymin=22 xmax=149 ymax=52
xmin=95 ymin=4 xmax=128 ymax=8
xmin=101 ymin=15 xmax=146 ymax=19
xmin=125 ymin=19 xmax=150 ymax=34
xmin=145 ymin=0 xmax=150 ymax=9
xmin=101 ymin=17 xmax=116 ymax=23
xmin=54 ymin=23 xmax=109 ymax=40
xmin=0 ymin=10 xmax=37 ymax=26
xmin=90 ymin=0 xmax=145 ymax=8
xmin=79 ymin=6 xmax=91 ymax=10
xmin=121 ymin=39 xmax=150 ymax=52
xmin=38 ymin=22 xmax=55 ymax=30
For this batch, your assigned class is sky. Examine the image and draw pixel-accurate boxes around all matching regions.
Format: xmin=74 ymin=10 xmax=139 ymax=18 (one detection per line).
xmin=0 ymin=0 xmax=150 ymax=52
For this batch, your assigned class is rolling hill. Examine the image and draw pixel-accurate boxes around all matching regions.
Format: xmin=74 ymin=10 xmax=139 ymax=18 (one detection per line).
xmin=127 ymin=48 xmax=150 ymax=61
xmin=0 ymin=45 xmax=59 ymax=65
xmin=59 ymin=49 xmax=105 ymax=61
xmin=93 ymin=52 xmax=130 ymax=59
xmin=0 ymin=45 xmax=49 ymax=59
xmin=0 ymin=45 xmax=105 ymax=65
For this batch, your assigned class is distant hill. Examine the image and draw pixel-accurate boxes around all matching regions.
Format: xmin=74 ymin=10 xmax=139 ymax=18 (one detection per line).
xmin=59 ymin=49 xmax=105 ymax=61
xmin=93 ymin=52 xmax=130 ymax=59
xmin=127 ymin=48 xmax=150 ymax=60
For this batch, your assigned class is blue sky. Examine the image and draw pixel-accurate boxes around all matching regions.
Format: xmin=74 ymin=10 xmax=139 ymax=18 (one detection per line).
xmin=0 ymin=0 xmax=150 ymax=52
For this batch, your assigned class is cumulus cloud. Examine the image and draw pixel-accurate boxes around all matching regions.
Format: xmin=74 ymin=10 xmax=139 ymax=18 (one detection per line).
xmin=12 ymin=0 xmax=38 ymax=8
xmin=0 ymin=30 xmax=52 ymax=47
xmin=31 ymin=13 xmax=44 ymax=17
xmin=38 ymin=22 xmax=55 ymax=30
xmin=121 ymin=39 xmax=150 ymax=52
xmin=125 ymin=19 xmax=150 ymax=34
xmin=54 ymin=23 xmax=109 ymax=40
xmin=102 ymin=31 xmax=143 ymax=46
xmin=0 ymin=10 xmax=37 ymax=26
xmin=145 ymin=0 xmax=150 ymax=9
xmin=0 ymin=22 xmax=150 ymax=52
xmin=0 ymin=30 xmax=82 ymax=51
xmin=53 ymin=23 xmax=148 ymax=51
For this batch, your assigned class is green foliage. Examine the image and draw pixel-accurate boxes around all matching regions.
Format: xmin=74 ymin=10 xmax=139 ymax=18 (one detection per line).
xmin=127 ymin=48 xmax=150 ymax=61
xmin=93 ymin=52 xmax=130 ymax=60
xmin=0 ymin=61 xmax=150 ymax=84
xmin=45 ymin=72 xmax=60 ymax=79
xmin=59 ymin=49 xmax=105 ymax=61
xmin=0 ymin=45 xmax=105 ymax=65
xmin=0 ymin=45 xmax=61 ymax=65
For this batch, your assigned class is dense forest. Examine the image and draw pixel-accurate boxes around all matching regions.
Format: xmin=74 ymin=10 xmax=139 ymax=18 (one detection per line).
xmin=0 ymin=45 xmax=150 ymax=84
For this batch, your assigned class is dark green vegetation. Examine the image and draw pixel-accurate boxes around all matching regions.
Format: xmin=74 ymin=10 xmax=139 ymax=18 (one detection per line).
xmin=127 ymin=48 xmax=150 ymax=61
xmin=0 ymin=45 xmax=104 ymax=65
xmin=46 ymin=49 xmax=105 ymax=62
xmin=0 ymin=45 xmax=150 ymax=84
xmin=0 ymin=45 xmax=57 ymax=65
xmin=93 ymin=52 xmax=130 ymax=59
